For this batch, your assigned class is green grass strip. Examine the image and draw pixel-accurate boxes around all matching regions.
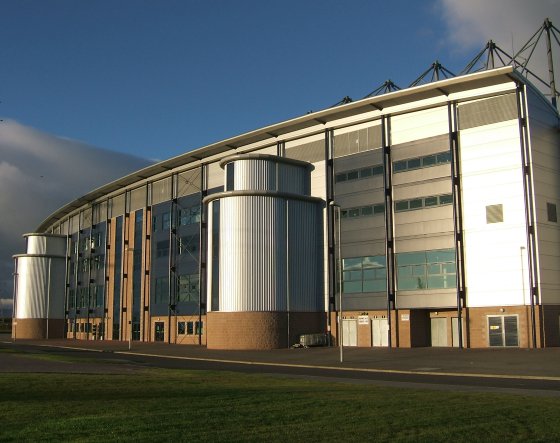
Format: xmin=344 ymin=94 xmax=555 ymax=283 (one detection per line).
xmin=1 ymin=369 xmax=560 ymax=442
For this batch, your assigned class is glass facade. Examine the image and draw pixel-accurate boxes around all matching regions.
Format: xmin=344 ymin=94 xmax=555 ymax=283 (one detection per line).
xmin=396 ymin=249 xmax=456 ymax=291
xmin=342 ymin=256 xmax=386 ymax=294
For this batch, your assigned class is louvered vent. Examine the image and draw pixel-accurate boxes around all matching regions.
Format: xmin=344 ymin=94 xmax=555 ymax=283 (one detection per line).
xmin=285 ymin=139 xmax=324 ymax=163
xmin=458 ymin=93 xmax=518 ymax=130
xmin=486 ymin=204 xmax=504 ymax=224
xmin=334 ymin=125 xmax=382 ymax=158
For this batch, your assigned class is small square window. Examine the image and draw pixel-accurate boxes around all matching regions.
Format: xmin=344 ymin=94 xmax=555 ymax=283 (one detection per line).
xmin=409 ymin=199 xmax=423 ymax=209
xmin=373 ymin=204 xmax=385 ymax=214
xmin=547 ymin=203 xmax=557 ymax=223
xmin=422 ymin=155 xmax=437 ymax=166
xmin=439 ymin=194 xmax=453 ymax=205
xmin=395 ymin=201 xmax=409 ymax=212
xmin=359 ymin=168 xmax=372 ymax=178
xmin=424 ymin=196 xmax=438 ymax=207
xmin=349 ymin=208 xmax=360 ymax=217
xmin=486 ymin=204 xmax=504 ymax=224
xmin=361 ymin=206 xmax=373 ymax=216
xmin=393 ymin=161 xmax=407 ymax=172
xmin=186 ymin=321 xmax=194 ymax=335
xmin=347 ymin=171 xmax=359 ymax=180
xmin=335 ymin=173 xmax=347 ymax=183
xmin=372 ymin=165 xmax=384 ymax=176
xmin=407 ymin=158 xmax=421 ymax=169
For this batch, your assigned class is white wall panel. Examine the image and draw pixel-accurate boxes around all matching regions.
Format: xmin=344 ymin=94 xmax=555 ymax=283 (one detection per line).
xmin=460 ymin=120 xmax=529 ymax=307
xmin=391 ymin=106 xmax=449 ymax=145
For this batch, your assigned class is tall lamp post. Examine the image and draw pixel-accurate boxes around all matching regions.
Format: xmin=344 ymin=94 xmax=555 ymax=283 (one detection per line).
xmin=330 ymin=201 xmax=343 ymax=363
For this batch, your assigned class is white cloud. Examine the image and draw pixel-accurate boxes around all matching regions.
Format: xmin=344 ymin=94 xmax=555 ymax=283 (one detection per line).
xmin=438 ymin=0 xmax=560 ymax=95
xmin=0 ymin=120 xmax=152 ymax=309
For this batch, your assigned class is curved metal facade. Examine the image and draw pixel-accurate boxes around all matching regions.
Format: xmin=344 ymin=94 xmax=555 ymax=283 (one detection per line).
xmin=14 ymin=234 xmax=67 ymax=320
xmin=208 ymin=155 xmax=324 ymax=314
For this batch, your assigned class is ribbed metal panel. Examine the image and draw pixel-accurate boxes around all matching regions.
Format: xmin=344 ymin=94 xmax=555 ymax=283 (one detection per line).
xmin=152 ymin=177 xmax=172 ymax=205
xmin=129 ymin=186 xmax=146 ymax=211
xmin=110 ymin=193 xmax=126 ymax=218
xmin=219 ymin=195 xmax=287 ymax=312
xmin=26 ymin=235 xmax=66 ymax=256
xmin=234 ymin=159 xmax=276 ymax=191
xmin=288 ymin=200 xmax=323 ymax=312
xmin=15 ymin=256 xmax=66 ymax=319
xmin=278 ymin=163 xmax=308 ymax=195
xmin=177 ymin=168 xmax=202 ymax=197
xmin=458 ymin=93 xmax=517 ymax=130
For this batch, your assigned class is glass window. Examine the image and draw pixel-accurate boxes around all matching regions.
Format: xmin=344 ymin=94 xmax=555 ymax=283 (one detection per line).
xmin=154 ymin=277 xmax=169 ymax=304
xmin=347 ymin=170 xmax=359 ymax=180
xmin=372 ymin=165 xmax=384 ymax=176
xmin=359 ymin=167 xmax=372 ymax=178
xmin=393 ymin=160 xmax=407 ymax=172
xmin=407 ymin=158 xmax=421 ymax=169
xmin=424 ymin=196 xmax=438 ymax=207
xmin=409 ymin=199 xmax=423 ymax=209
xmin=343 ymin=258 xmax=363 ymax=271
xmin=422 ymin=155 xmax=436 ymax=166
xmin=349 ymin=208 xmax=360 ymax=218
xmin=548 ymin=203 xmax=557 ymax=222
xmin=397 ymin=249 xmax=456 ymax=291
xmin=361 ymin=206 xmax=373 ymax=216
xmin=436 ymin=152 xmax=451 ymax=164
xmin=373 ymin=204 xmax=385 ymax=214
xmin=186 ymin=321 xmax=194 ymax=335
xmin=195 ymin=321 xmax=203 ymax=335
xmin=439 ymin=194 xmax=453 ymax=205
xmin=177 ymin=321 xmax=186 ymax=335
xmin=162 ymin=213 xmax=170 ymax=230
xmin=395 ymin=201 xmax=409 ymax=212
xmin=335 ymin=173 xmax=347 ymax=183
xmin=178 ymin=274 xmax=199 ymax=303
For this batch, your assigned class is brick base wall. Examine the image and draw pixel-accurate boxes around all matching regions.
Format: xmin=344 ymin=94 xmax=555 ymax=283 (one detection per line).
xmin=12 ymin=318 xmax=65 ymax=339
xmin=207 ymin=311 xmax=325 ymax=350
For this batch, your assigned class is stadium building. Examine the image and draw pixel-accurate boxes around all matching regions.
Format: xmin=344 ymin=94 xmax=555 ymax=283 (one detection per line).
xmin=11 ymin=59 xmax=560 ymax=349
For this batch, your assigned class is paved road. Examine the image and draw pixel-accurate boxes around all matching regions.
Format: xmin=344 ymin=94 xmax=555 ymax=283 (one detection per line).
xmin=1 ymin=337 xmax=560 ymax=397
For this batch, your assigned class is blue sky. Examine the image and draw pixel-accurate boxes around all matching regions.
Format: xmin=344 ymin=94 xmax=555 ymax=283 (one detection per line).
xmin=0 ymin=0 xmax=558 ymax=304
xmin=4 ymin=0 xmax=556 ymax=161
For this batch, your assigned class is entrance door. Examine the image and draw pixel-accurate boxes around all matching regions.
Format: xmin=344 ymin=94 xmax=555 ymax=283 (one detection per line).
xmin=371 ymin=318 xmax=389 ymax=347
xmin=342 ymin=319 xmax=357 ymax=346
xmin=155 ymin=322 xmax=165 ymax=342
xmin=430 ymin=318 xmax=448 ymax=347
xmin=488 ymin=315 xmax=518 ymax=347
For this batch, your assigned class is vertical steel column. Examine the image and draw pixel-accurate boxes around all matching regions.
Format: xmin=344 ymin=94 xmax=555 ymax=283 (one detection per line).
xmin=86 ymin=209 xmax=94 ymax=340
xmin=198 ymin=165 xmax=208 ymax=346
xmin=449 ymin=102 xmax=467 ymax=349
xmin=64 ymin=217 xmax=71 ymax=339
xmin=544 ymin=18 xmax=558 ymax=110
xmin=122 ymin=191 xmax=130 ymax=343
xmin=167 ymin=173 xmax=178 ymax=344
xmin=74 ymin=214 xmax=81 ymax=339
xmin=142 ymin=186 xmax=150 ymax=342
xmin=516 ymin=84 xmax=541 ymax=348
xmin=325 ymin=128 xmax=335 ymax=345
xmin=382 ymin=115 xmax=395 ymax=349
xmin=103 ymin=200 xmax=110 ymax=340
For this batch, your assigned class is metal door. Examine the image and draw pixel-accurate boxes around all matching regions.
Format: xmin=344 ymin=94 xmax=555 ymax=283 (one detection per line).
xmin=371 ymin=318 xmax=389 ymax=347
xmin=342 ymin=319 xmax=357 ymax=346
xmin=155 ymin=322 xmax=165 ymax=342
xmin=430 ymin=317 xmax=447 ymax=347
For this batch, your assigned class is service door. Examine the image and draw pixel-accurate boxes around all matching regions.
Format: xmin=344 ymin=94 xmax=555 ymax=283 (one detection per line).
xmin=371 ymin=318 xmax=389 ymax=347
xmin=342 ymin=319 xmax=357 ymax=346
xmin=155 ymin=322 xmax=165 ymax=342
xmin=430 ymin=317 xmax=447 ymax=347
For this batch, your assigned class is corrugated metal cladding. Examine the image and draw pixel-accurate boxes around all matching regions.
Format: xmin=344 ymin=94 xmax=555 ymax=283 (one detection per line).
xmin=234 ymin=159 xmax=277 ymax=191
xmin=219 ymin=195 xmax=288 ymax=312
xmin=129 ymin=186 xmax=146 ymax=212
xmin=110 ymin=193 xmax=126 ymax=218
xmin=152 ymin=177 xmax=172 ymax=205
xmin=217 ymin=195 xmax=323 ymax=312
xmin=15 ymin=257 xmax=66 ymax=319
xmin=26 ymin=235 xmax=66 ymax=256
xmin=458 ymin=93 xmax=518 ymax=130
xmin=287 ymin=199 xmax=323 ymax=311
xmin=277 ymin=163 xmax=309 ymax=195
xmin=334 ymin=125 xmax=382 ymax=158
xmin=286 ymin=139 xmax=325 ymax=163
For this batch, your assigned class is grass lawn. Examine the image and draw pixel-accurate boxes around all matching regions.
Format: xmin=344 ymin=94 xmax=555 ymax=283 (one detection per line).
xmin=1 ymin=368 xmax=560 ymax=442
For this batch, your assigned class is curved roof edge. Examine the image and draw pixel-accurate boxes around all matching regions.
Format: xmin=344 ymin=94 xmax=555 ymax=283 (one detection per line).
xmin=38 ymin=66 xmax=547 ymax=232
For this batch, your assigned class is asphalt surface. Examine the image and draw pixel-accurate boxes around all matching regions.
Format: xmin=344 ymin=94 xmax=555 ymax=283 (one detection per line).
xmin=2 ymin=335 xmax=560 ymax=397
